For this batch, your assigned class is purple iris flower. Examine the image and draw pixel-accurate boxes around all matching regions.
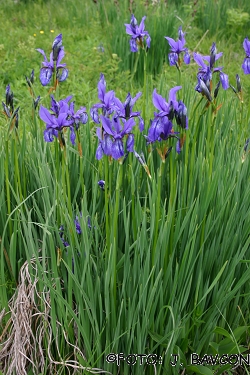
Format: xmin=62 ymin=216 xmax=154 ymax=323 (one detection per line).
xmin=40 ymin=96 xmax=88 ymax=145
xmin=96 ymin=115 xmax=136 ymax=160
xmin=90 ymin=74 xmax=115 ymax=123
xmin=68 ymin=102 xmax=88 ymax=144
xmin=59 ymin=225 xmax=70 ymax=247
xmin=145 ymin=86 xmax=187 ymax=153
xmin=6 ymin=84 xmax=14 ymax=112
xmin=39 ymin=105 xmax=74 ymax=142
xmin=193 ymin=43 xmax=229 ymax=96
xmin=113 ymin=92 xmax=144 ymax=131
xmin=125 ymin=14 xmax=151 ymax=52
xmin=36 ymin=34 xmax=68 ymax=86
xmin=98 ymin=180 xmax=105 ymax=190
xmin=165 ymin=26 xmax=190 ymax=67
xmin=52 ymin=33 xmax=63 ymax=61
xmin=242 ymin=37 xmax=250 ymax=74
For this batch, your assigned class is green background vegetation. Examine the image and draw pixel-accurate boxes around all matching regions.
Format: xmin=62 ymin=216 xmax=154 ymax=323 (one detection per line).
xmin=0 ymin=0 xmax=250 ymax=374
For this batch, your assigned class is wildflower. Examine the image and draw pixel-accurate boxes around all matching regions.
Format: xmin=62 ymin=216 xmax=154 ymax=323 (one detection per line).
xmin=113 ymin=92 xmax=144 ymax=131
xmin=125 ymin=14 xmax=151 ymax=52
xmin=165 ymin=26 xmax=190 ymax=67
xmin=39 ymin=105 xmax=74 ymax=142
xmin=36 ymin=33 xmax=68 ymax=86
xmin=96 ymin=115 xmax=136 ymax=160
xmin=98 ymin=180 xmax=105 ymax=190
xmin=145 ymin=86 xmax=188 ymax=155
xmin=67 ymin=103 xmax=88 ymax=145
xmin=193 ymin=43 xmax=229 ymax=99
xmin=40 ymin=95 xmax=87 ymax=145
xmin=52 ymin=33 xmax=62 ymax=61
xmin=74 ymin=214 xmax=82 ymax=234
xmin=33 ymin=96 xmax=41 ymax=110
xmin=59 ymin=225 xmax=70 ymax=247
xmin=242 ymin=37 xmax=250 ymax=74
xmin=90 ymin=73 xmax=115 ymax=123
xmin=5 ymin=84 xmax=14 ymax=112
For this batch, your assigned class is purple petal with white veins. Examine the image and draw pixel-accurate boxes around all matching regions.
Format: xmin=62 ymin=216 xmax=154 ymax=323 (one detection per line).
xmin=220 ymin=72 xmax=229 ymax=89
xmin=40 ymin=67 xmax=53 ymax=86
xmin=57 ymin=68 xmax=68 ymax=82
xmin=126 ymin=134 xmax=134 ymax=152
xmin=130 ymin=38 xmax=138 ymax=52
xmin=242 ymin=57 xmax=250 ymax=74
xmin=102 ymin=135 xmax=113 ymax=155
xmin=243 ymin=38 xmax=250 ymax=57
xmin=70 ymin=127 xmax=76 ymax=145
xmin=96 ymin=144 xmax=103 ymax=160
xmin=112 ymin=139 xmax=124 ymax=159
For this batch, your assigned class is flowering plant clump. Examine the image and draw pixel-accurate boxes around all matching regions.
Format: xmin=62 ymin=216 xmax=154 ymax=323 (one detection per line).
xmin=124 ymin=14 xmax=151 ymax=52
xmin=145 ymin=86 xmax=188 ymax=158
xmin=194 ymin=42 xmax=229 ymax=102
xmin=39 ymin=95 xmax=88 ymax=145
xmin=165 ymin=26 xmax=190 ymax=68
xmin=36 ymin=33 xmax=68 ymax=86
xmin=90 ymin=74 xmax=144 ymax=162
xmin=242 ymin=37 xmax=250 ymax=74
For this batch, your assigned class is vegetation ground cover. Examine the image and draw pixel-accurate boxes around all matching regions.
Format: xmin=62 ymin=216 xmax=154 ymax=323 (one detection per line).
xmin=0 ymin=0 xmax=250 ymax=374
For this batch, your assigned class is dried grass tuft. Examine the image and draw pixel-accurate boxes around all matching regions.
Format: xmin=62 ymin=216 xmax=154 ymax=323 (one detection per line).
xmin=0 ymin=258 xmax=111 ymax=374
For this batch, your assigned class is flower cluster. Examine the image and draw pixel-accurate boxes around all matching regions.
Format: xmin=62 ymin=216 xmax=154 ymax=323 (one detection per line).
xmin=36 ymin=33 xmax=68 ymax=86
xmin=165 ymin=26 xmax=190 ymax=68
xmin=145 ymin=86 xmax=188 ymax=156
xmin=125 ymin=14 xmax=151 ymax=52
xmin=194 ymin=42 xmax=229 ymax=101
xmin=242 ymin=37 xmax=250 ymax=74
xmin=90 ymin=74 xmax=144 ymax=161
xmin=59 ymin=214 xmax=92 ymax=248
xmin=39 ymin=95 xmax=88 ymax=145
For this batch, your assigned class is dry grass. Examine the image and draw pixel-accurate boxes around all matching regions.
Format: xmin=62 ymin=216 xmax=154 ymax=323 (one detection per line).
xmin=0 ymin=258 xmax=111 ymax=375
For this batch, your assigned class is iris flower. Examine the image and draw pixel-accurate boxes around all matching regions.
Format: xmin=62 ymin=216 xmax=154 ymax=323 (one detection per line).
xmin=242 ymin=37 xmax=250 ymax=74
xmin=36 ymin=33 xmax=68 ymax=86
xmin=193 ymin=43 xmax=229 ymax=100
xmin=125 ymin=14 xmax=151 ymax=52
xmin=39 ymin=105 xmax=73 ymax=142
xmin=39 ymin=96 xmax=88 ymax=145
xmin=165 ymin=26 xmax=190 ymax=67
xmin=96 ymin=116 xmax=136 ymax=160
xmin=90 ymin=74 xmax=115 ymax=123
xmin=145 ymin=86 xmax=188 ymax=154
xmin=113 ymin=92 xmax=144 ymax=131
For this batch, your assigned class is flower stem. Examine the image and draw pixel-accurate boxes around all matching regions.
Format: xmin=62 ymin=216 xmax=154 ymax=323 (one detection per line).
xmin=104 ymin=156 xmax=110 ymax=253
xmin=143 ymin=50 xmax=147 ymax=122
xmin=4 ymin=141 xmax=12 ymax=237
xmin=152 ymin=162 xmax=163 ymax=264
xmin=130 ymin=51 xmax=140 ymax=83
xmin=112 ymin=164 xmax=123 ymax=313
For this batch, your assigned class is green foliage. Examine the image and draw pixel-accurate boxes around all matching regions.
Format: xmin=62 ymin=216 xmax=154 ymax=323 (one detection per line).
xmin=1 ymin=0 xmax=250 ymax=374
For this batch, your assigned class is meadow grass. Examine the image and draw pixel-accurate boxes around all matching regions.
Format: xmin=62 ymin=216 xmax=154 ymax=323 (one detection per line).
xmin=0 ymin=0 xmax=250 ymax=374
